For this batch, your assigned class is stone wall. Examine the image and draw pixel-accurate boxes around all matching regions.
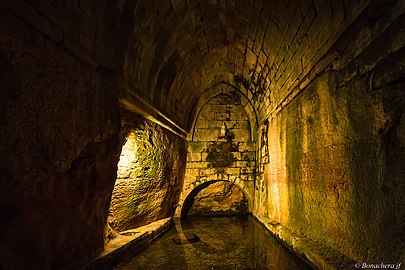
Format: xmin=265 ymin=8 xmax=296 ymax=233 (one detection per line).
xmin=180 ymin=92 xmax=255 ymax=217
xmin=1 ymin=0 xmax=404 ymax=269
xmin=254 ymin=6 xmax=405 ymax=266
xmin=108 ymin=117 xmax=186 ymax=231
xmin=0 ymin=8 xmax=121 ymax=270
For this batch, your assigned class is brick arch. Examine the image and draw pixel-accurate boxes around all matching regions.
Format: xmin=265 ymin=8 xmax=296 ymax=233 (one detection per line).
xmin=187 ymin=81 xmax=258 ymax=139
xmin=180 ymin=89 xmax=257 ymax=220
xmin=175 ymin=178 xmax=253 ymax=220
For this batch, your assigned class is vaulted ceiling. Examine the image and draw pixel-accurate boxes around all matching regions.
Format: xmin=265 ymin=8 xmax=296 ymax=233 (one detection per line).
xmin=112 ymin=0 xmax=371 ymax=133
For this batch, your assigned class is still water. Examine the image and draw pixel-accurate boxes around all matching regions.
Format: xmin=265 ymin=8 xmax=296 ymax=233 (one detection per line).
xmin=114 ymin=216 xmax=312 ymax=270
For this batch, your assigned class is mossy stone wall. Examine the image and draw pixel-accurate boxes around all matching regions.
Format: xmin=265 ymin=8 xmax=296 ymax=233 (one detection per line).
xmin=109 ymin=118 xmax=186 ymax=231
xmin=256 ymin=60 xmax=404 ymax=263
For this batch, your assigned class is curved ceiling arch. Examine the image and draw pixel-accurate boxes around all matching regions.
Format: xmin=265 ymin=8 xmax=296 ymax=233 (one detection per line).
xmin=121 ymin=0 xmax=262 ymax=129
xmin=189 ymin=81 xmax=258 ymax=141
xmin=116 ymin=0 xmax=372 ymax=133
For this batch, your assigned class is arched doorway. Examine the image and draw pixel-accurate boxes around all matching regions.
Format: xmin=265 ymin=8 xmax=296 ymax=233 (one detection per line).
xmin=181 ymin=180 xmax=250 ymax=220
xmin=175 ymin=89 xmax=257 ymax=219
xmin=107 ymin=114 xmax=186 ymax=240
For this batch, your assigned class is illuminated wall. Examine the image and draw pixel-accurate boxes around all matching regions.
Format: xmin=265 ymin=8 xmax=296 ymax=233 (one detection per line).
xmin=179 ymin=92 xmax=256 ymax=217
xmin=108 ymin=118 xmax=186 ymax=231
xmin=255 ymin=70 xmax=404 ymax=264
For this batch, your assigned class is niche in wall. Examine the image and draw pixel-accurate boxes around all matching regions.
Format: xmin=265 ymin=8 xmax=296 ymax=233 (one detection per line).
xmin=107 ymin=113 xmax=186 ymax=236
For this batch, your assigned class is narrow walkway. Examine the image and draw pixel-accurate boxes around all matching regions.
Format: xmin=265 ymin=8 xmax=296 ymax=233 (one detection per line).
xmin=84 ymin=218 xmax=172 ymax=270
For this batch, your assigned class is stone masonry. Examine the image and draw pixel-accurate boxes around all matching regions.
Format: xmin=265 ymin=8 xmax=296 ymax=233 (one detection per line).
xmin=1 ymin=0 xmax=404 ymax=269
xmin=177 ymin=92 xmax=256 ymax=218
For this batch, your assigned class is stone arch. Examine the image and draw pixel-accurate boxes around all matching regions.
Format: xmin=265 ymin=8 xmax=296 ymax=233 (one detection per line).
xmin=177 ymin=178 xmax=253 ymax=220
xmin=187 ymin=81 xmax=258 ymax=140
xmin=179 ymin=87 xmax=257 ymax=219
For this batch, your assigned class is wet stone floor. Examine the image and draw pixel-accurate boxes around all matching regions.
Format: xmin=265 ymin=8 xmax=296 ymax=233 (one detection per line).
xmin=114 ymin=216 xmax=312 ymax=270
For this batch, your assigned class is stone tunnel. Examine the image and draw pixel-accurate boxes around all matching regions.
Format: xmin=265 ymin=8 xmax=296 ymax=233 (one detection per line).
xmin=0 ymin=0 xmax=404 ymax=269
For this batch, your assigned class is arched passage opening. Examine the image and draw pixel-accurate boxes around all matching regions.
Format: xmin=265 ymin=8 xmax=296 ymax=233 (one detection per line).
xmin=176 ymin=88 xmax=257 ymax=219
xmin=106 ymin=111 xmax=186 ymax=241
xmin=180 ymin=180 xmax=250 ymax=220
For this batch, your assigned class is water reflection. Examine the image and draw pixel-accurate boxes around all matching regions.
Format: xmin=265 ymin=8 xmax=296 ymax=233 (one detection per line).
xmin=114 ymin=216 xmax=312 ymax=270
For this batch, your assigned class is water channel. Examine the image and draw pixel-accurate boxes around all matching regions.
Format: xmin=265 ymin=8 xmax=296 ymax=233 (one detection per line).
xmin=114 ymin=215 xmax=312 ymax=270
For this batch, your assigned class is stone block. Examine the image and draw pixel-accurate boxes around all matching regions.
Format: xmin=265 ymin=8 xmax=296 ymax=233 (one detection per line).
xmin=201 ymin=152 xmax=209 ymax=161
xmin=232 ymin=129 xmax=250 ymax=141
xmin=188 ymin=161 xmax=209 ymax=169
xmin=199 ymin=168 xmax=218 ymax=177
xmin=187 ymin=152 xmax=201 ymax=162
xmin=195 ymin=119 xmax=209 ymax=129
xmin=230 ymin=111 xmax=248 ymax=120
xmin=208 ymin=120 xmax=225 ymax=129
xmin=240 ymin=167 xmax=254 ymax=174
xmin=186 ymin=168 xmax=200 ymax=178
xmin=194 ymin=129 xmax=220 ymax=141
xmin=215 ymin=112 xmax=230 ymax=120
xmin=238 ymin=142 xmax=249 ymax=152
xmin=253 ymin=18 xmax=267 ymax=55
xmin=236 ymin=161 xmax=251 ymax=168
xmin=241 ymin=151 xmax=256 ymax=161
xmin=188 ymin=141 xmax=206 ymax=153
xmin=225 ymin=167 xmax=240 ymax=175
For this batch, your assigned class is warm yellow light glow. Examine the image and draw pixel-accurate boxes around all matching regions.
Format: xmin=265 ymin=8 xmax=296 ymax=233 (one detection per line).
xmin=117 ymin=131 xmax=137 ymax=179
xmin=264 ymin=120 xmax=289 ymax=225
xmin=271 ymin=181 xmax=280 ymax=220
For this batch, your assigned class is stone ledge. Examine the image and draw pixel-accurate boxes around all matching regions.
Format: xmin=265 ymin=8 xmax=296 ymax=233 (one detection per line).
xmin=255 ymin=215 xmax=356 ymax=270
xmin=83 ymin=218 xmax=172 ymax=270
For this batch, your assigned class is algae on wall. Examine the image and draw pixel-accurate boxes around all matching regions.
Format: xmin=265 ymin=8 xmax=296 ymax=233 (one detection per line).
xmin=205 ymin=141 xmax=238 ymax=173
xmin=257 ymin=63 xmax=405 ymax=263
xmin=108 ymin=117 xmax=186 ymax=231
